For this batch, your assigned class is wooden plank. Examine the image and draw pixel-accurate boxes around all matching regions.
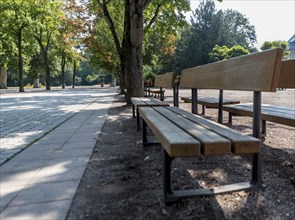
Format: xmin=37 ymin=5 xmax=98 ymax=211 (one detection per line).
xmin=223 ymin=104 xmax=295 ymax=127
xmin=154 ymin=72 xmax=176 ymax=88
xmin=154 ymin=107 xmax=231 ymax=155
xmin=139 ymin=107 xmax=201 ymax=157
xmin=168 ymin=107 xmax=260 ymax=154
xmin=181 ymin=96 xmax=240 ymax=108
xmin=131 ymin=97 xmax=169 ymax=108
xmin=278 ymin=59 xmax=295 ymax=88
xmin=179 ymin=48 xmax=283 ymax=92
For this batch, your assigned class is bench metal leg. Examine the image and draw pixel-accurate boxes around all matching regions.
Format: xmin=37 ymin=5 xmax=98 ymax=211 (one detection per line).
xmin=192 ymin=89 xmax=198 ymax=114
xmin=218 ymin=89 xmax=224 ymax=124
xmin=162 ymin=148 xmax=261 ymax=204
xmin=163 ymin=149 xmax=173 ymax=201
xmin=228 ymin=113 xmax=232 ymax=124
xmin=132 ymin=105 xmax=135 ymax=119
xmin=261 ymin=120 xmax=266 ymax=138
xmin=201 ymin=105 xmax=205 ymax=115
xmin=162 ymin=147 xmax=264 ymax=204
xmin=142 ymin=119 xmax=160 ymax=147
xmin=136 ymin=108 xmax=140 ymax=130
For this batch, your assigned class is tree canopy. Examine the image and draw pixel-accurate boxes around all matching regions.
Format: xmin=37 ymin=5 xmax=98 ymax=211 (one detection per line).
xmin=170 ymin=0 xmax=257 ymax=71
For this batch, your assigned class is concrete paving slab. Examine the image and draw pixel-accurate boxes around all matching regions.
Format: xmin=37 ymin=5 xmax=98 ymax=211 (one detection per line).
xmin=10 ymin=180 xmax=80 ymax=206
xmin=0 ymin=86 xmax=117 ymax=219
xmin=0 ymin=185 xmax=24 ymax=207
xmin=0 ymin=200 xmax=72 ymax=220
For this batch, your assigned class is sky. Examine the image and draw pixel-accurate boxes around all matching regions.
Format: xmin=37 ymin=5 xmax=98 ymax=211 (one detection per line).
xmin=188 ymin=0 xmax=295 ymax=48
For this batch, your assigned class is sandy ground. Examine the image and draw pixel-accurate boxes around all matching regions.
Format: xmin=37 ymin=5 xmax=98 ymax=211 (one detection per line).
xmin=67 ymin=89 xmax=295 ymax=220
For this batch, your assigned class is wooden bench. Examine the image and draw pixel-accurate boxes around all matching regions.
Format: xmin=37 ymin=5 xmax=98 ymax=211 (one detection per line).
xmin=131 ymin=72 xmax=178 ymax=130
xmin=181 ymin=95 xmax=240 ymax=116
xmin=131 ymin=97 xmax=169 ymax=129
xmin=223 ymin=59 xmax=295 ymax=136
xmin=145 ymin=72 xmax=176 ymax=101
xmin=139 ymin=48 xmax=283 ymax=203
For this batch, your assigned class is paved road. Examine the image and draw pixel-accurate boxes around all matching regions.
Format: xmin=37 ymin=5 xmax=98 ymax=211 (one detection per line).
xmin=0 ymin=86 xmax=117 ymax=219
xmin=0 ymin=87 xmax=116 ymax=165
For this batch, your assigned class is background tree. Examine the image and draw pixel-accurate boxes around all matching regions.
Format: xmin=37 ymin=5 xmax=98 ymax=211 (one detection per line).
xmin=260 ymin=40 xmax=290 ymax=59
xmin=92 ymin=0 xmax=190 ymax=103
xmin=0 ymin=0 xmax=35 ymax=92
xmin=208 ymin=45 xmax=249 ymax=62
xmin=171 ymin=0 xmax=256 ymax=71
xmin=31 ymin=0 xmax=63 ymax=90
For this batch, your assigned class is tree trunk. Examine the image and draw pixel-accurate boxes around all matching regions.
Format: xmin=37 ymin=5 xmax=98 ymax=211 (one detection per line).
xmin=44 ymin=51 xmax=51 ymax=90
xmin=72 ymin=60 xmax=76 ymax=88
xmin=61 ymin=51 xmax=66 ymax=89
xmin=124 ymin=0 xmax=144 ymax=103
xmin=39 ymin=45 xmax=51 ymax=90
xmin=17 ymin=30 xmax=25 ymax=92
xmin=33 ymin=78 xmax=40 ymax=88
xmin=0 ymin=65 xmax=7 ymax=89
xmin=119 ymin=0 xmax=144 ymax=103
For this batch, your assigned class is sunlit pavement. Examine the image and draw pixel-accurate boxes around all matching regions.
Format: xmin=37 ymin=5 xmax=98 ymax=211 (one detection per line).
xmin=0 ymin=86 xmax=117 ymax=219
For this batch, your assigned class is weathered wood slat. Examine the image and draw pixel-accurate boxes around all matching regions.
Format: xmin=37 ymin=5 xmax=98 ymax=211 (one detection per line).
xmin=154 ymin=72 xmax=176 ymax=88
xmin=168 ymin=107 xmax=260 ymax=154
xmin=154 ymin=107 xmax=231 ymax=155
xmin=181 ymin=96 xmax=240 ymax=108
xmin=180 ymin=48 xmax=283 ymax=91
xmin=223 ymin=103 xmax=295 ymax=127
xmin=131 ymin=97 xmax=169 ymax=107
xmin=139 ymin=107 xmax=201 ymax=157
xmin=277 ymin=59 xmax=295 ymax=88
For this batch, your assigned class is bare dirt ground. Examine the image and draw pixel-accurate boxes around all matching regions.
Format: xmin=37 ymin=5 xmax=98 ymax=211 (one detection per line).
xmin=67 ymin=89 xmax=295 ymax=220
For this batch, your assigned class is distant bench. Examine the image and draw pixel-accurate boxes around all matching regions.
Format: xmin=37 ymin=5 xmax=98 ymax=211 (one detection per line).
xmin=223 ymin=59 xmax=295 ymax=136
xmin=144 ymin=72 xmax=176 ymax=101
xmin=139 ymin=48 xmax=283 ymax=203
xmin=181 ymin=95 xmax=240 ymax=116
xmin=131 ymin=72 xmax=177 ymax=129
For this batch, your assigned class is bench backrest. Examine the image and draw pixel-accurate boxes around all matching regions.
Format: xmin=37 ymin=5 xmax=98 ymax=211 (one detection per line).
xmin=179 ymin=48 xmax=283 ymax=92
xmin=277 ymin=59 xmax=295 ymax=88
xmin=154 ymin=72 xmax=176 ymax=88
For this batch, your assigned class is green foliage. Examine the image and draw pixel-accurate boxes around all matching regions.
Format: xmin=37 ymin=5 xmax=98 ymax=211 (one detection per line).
xmin=143 ymin=65 xmax=157 ymax=83
xmin=208 ymin=45 xmax=249 ymax=63
xmin=260 ymin=40 xmax=290 ymax=59
xmin=170 ymin=0 xmax=257 ymax=71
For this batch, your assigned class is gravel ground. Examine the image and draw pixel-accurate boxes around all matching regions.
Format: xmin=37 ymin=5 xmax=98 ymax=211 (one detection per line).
xmin=67 ymin=89 xmax=295 ymax=220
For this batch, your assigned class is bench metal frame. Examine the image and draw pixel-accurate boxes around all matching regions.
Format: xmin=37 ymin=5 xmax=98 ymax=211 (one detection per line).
xmin=142 ymin=91 xmax=264 ymax=203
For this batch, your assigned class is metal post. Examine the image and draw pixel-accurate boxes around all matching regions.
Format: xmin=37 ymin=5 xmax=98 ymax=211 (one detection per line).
xmin=143 ymin=119 xmax=148 ymax=147
xmin=218 ymin=89 xmax=224 ymax=124
xmin=160 ymin=87 xmax=164 ymax=101
xmin=173 ymin=78 xmax=179 ymax=107
xmin=192 ymin=88 xmax=198 ymax=114
xmin=132 ymin=104 xmax=135 ymax=119
xmin=252 ymin=91 xmax=263 ymax=186
xmin=136 ymin=108 xmax=140 ymax=130
xmin=261 ymin=120 xmax=266 ymax=138
xmin=163 ymin=148 xmax=173 ymax=200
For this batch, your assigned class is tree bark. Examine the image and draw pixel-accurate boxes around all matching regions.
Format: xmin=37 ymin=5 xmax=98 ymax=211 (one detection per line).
xmin=17 ymin=30 xmax=25 ymax=92
xmin=72 ymin=60 xmax=76 ymax=88
xmin=0 ymin=65 xmax=7 ymax=89
xmin=44 ymin=52 xmax=51 ymax=90
xmin=124 ymin=0 xmax=144 ymax=103
xmin=33 ymin=78 xmax=40 ymax=88
xmin=61 ymin=51 xmax=66 ymax=89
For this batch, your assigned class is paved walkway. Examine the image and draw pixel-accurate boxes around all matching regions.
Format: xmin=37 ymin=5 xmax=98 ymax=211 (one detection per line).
xmin=0 ymin=86 xmax=117 ymax=219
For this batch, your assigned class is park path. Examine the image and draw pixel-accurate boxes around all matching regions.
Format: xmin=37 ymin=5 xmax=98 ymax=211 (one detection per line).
xmin=0 ymin=86 xmax=117 ymax=219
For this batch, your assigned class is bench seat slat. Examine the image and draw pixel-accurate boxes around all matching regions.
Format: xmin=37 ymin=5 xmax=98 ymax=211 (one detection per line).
xmin=154 ymin=107 xmax=231 ymax=155
xmin=168 ymin=107 xmax=260 ymax=154
xmin=139 ymin=107 xmax=201 ymax=157
xmin=181 ymin=97 xmax=240 ymax=108
xmin=223 ymin=103 xmax=295 ymax=127
xmin=131 ymin=97 xmax=169 ymax=107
